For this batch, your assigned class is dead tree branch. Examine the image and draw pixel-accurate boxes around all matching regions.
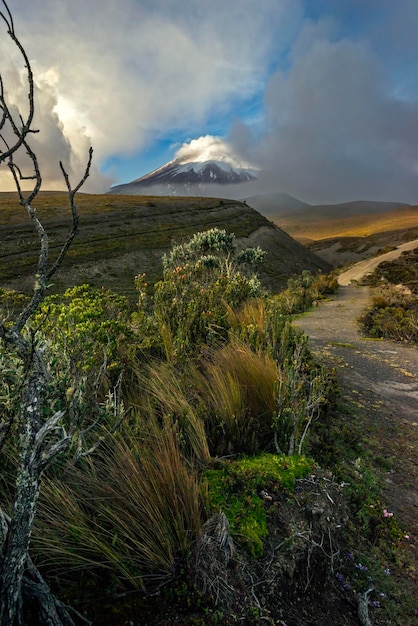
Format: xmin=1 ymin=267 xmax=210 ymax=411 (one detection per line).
xmin=0 ymin=3 xmax=94 ymax=622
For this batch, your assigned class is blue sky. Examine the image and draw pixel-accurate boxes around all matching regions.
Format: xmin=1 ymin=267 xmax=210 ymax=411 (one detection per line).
xmin=2 ymin=0 xmax=418 ymax=204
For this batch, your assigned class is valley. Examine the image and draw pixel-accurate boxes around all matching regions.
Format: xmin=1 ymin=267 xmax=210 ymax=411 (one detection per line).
xmin=272 ymin=203 xmax=418 ymax=266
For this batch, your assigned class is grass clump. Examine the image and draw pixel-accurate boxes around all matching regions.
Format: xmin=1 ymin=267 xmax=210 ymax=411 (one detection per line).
xmin=34 ymin=424 xmax=202 ymax=591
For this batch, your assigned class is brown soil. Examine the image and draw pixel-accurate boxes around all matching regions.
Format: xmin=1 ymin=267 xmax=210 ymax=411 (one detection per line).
xmin=295 ymin=286 xmax=418 ymax=586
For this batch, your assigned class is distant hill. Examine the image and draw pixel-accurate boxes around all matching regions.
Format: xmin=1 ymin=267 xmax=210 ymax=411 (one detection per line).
xmin=241 ymin=193 xmax=409 ymax=218
xmin=308 ymin=225 xmax=418 ymax=267
xmin=241 ymin=192 xmax=311 ymax=215
xmin=294 ymin=200 xmax=409 ymax=219
xmin=0 ymin=193 xmax=330 ymax=302
xmin=244 ymin=196 xmax=417 ymax=268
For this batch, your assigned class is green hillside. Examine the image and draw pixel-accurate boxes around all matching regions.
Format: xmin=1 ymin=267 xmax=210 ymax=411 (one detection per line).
xmin=0 ymin=192 xmax=330 ymax=301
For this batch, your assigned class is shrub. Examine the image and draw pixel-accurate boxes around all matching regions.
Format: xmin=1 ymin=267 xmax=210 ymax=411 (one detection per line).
xmin=274 ymin=270 xmax=338 ymax=315
xmin=359 ymin=285 xmax=418 ymax=343
xmin=132 ymin=228 xmax=265 ymax=360
xmin=362 ymin=247 xmax=418 ymax=294
xmin=33 ymin=284 xmax=133 ymax=377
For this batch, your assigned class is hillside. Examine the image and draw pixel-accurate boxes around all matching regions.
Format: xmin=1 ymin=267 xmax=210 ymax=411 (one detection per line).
xmin=265 ymin=203 xmax=418 ymax=268
xmin=0 ymin=193 xmax=330 ymax=301
xmin=273 ymin=204 xmax=418 ymax=242
xmin=309 ymin=226 xmax=418 ymax=266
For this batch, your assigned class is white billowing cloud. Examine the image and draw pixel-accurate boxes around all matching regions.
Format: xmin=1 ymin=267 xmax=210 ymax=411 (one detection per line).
xmin=3 ymin=1 xmax=418 ymax=203
xmin=243 ymin=19 xmax=418 ymax=203
xmin=174 ymin=136 xmax=256 ymax=170
xmin=0 ymin=60 xmax=111 ymax=192
xmin=1 ymin=0 xmax=301 ymax=191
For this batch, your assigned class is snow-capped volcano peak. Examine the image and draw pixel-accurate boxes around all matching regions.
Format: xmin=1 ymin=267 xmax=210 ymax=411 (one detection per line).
xmin=172 ymin=159 xmax=257 ymax=178
xmin=108 ymin=135 xmax=258 ymax=197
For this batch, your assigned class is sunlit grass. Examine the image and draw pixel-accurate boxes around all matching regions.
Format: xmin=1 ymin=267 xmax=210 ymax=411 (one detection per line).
xmin=274 ymin=206 xmax=418 ymax=241
xmin=198 ymin=338 xmax=279 ymax=453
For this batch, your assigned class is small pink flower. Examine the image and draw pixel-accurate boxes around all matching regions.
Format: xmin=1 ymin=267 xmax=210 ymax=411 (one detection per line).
xmin=383 ymin=509 xmax=393 ymax=518
xmin=404 ymin=534 xmax=410 ymax=540
xmin=369 ymin=504 xmax=375 ymax=508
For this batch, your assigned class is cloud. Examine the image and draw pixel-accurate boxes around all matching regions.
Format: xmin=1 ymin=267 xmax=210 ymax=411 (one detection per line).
xmin=3 ymin=1 xmax=418 ymax=203
xmin=174 ymin=136 xmax=256 ymax=169
xmin=233 ymin=17 xmax=418 ymax=203
xmin=1 ymin=0 xmax=301 ymax=191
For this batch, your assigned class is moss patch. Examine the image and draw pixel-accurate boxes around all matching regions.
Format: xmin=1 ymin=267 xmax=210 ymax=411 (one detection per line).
xmin=203 ymin=454 xmax=313 ymax=557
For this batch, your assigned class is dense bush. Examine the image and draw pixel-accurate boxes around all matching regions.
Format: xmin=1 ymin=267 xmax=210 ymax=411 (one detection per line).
xmin=362 ymin=247 xmax=418 ymax=294
xmin=359 ymin=285 xmax=418 ymax=343
xmin=274 ymin=269 xmax=338 ymax=315
xmin=33 ymin=284 xmax=133 ymax=376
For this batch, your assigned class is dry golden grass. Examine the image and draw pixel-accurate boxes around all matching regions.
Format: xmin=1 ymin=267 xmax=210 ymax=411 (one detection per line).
xmin=34 ymin=426 xmax=203 ymax=589
xmin=199 ymin=338 xmax=279 ymax=452
xmin=275 ymin=206 xmax=418 ymax=241
xmin=137 ymin=361 xmax=211 ymax=463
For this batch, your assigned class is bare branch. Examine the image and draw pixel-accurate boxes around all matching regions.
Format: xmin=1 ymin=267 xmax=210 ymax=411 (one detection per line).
xmin=0 ymin=4 xmax=100 ymax=622
xmin=0 ymin=0 xmax=14 ymax=32
xmin=0 ymin=2 xmax=35 ymax=162
xmin=47 ymin=146 xmax=93 ymax=281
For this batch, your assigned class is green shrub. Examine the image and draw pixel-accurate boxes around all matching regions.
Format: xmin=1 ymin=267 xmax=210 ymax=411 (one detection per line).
xmin=359 ymin=285 xmax=418 ymax=343
xmin=0 ymin=288 xmax=30 ymax=323
xmin=273 ymin=270 xmax=338 ymax=315
xmin=132 ymin=228 xmax=265 ymax=360
xmin=33 ymin=284 xmax=133 ymax=376
xmin=363 ymin=248 xmax=418 ymax=292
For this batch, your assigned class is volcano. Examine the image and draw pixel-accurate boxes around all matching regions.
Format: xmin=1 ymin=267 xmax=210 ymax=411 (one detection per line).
xmin=108 ymin=157 xmax=258 ymax=197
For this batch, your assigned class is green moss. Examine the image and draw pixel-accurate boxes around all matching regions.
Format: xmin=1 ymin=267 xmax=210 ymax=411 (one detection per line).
xmin=203 ymin=453 xmax=313 ymax=557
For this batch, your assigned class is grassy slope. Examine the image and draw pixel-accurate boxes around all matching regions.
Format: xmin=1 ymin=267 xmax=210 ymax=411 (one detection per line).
xmin=273 ymin=205 xmax=418 ymax=241
xmin=268 ymin=204 xmax=418 ymax=268
xmin=0 ymin=193 xmax=330 ymax=301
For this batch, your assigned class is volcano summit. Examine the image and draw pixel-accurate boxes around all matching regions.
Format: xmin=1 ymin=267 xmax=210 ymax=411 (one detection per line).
xmin=108 ymin=141 xmax=258 ymax=197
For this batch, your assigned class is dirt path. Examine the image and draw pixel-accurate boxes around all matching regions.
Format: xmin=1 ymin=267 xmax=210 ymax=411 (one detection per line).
xmin=294 ymin=285 xmax=418 ymax=576
xmin=337 ymin=238 xmax=418 ymax=285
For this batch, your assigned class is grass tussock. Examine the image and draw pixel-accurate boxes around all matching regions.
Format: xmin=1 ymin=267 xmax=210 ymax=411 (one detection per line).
xmin=137 ymin=361 xmax=211 ymax=463
xmin=34 ymin=426 xmax=202 ymax=590
xmin=199 ymin=339 xmax=279 ymax=454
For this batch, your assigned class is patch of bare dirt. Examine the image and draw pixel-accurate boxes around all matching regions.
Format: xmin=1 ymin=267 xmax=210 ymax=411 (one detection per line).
xmin=295 ymin=286 xmax=418 ymax=585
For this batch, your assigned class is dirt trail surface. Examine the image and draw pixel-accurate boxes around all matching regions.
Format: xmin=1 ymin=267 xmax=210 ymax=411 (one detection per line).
xmin=338 ymin=238 xmax=418 ymax=285
xmin=295 ymin=285 xmax=418 ymax=577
